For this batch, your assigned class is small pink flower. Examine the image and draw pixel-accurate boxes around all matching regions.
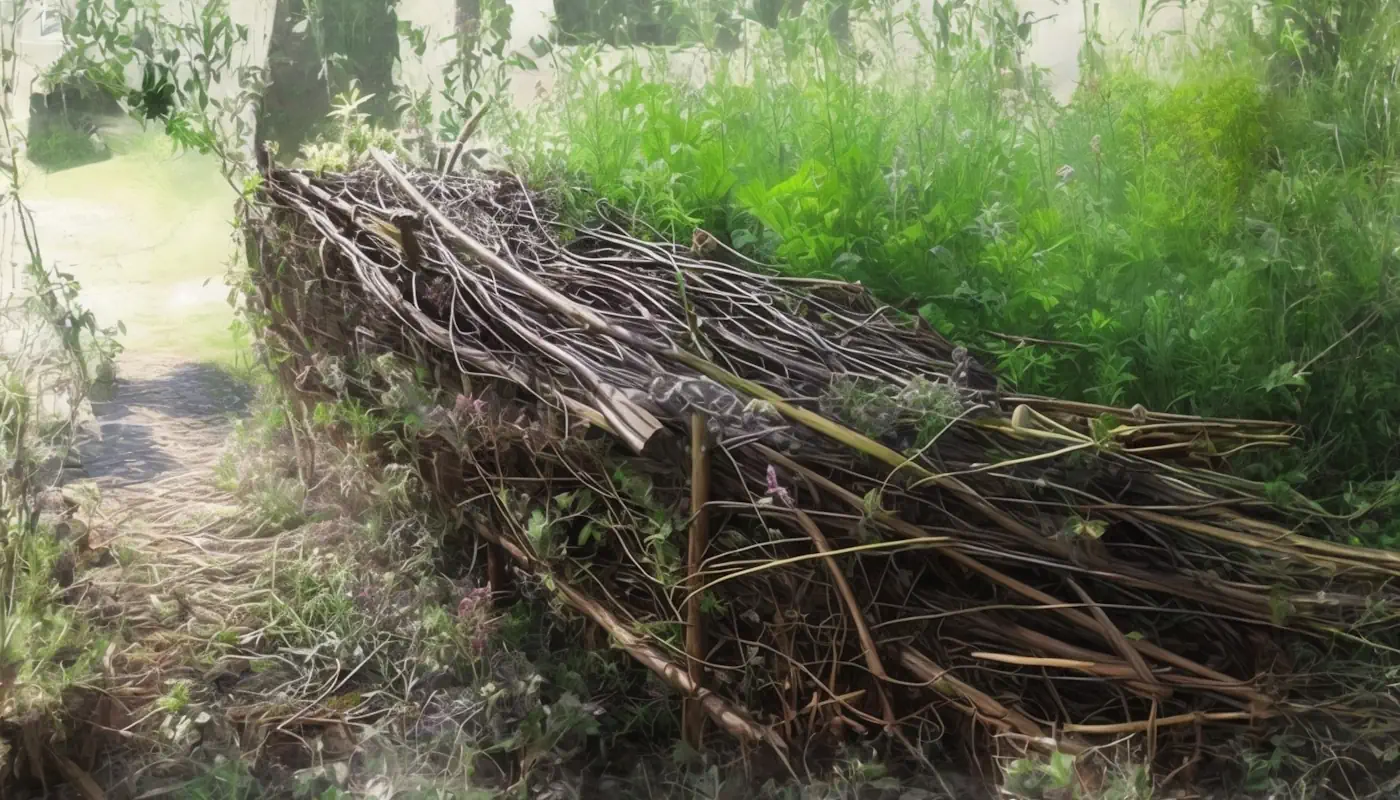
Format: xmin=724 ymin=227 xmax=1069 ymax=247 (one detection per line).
xmin=765 ymin=465 xmax=793 ymax=507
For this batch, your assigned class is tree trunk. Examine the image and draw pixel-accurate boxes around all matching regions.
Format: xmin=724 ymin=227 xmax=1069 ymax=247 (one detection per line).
xmin=258 ymin=0 xmax=400 ymax=160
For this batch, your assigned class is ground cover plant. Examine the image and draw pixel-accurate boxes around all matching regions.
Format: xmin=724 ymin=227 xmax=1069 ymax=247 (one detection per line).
xmin=502 ymin=0 xmax=1400 ymax=542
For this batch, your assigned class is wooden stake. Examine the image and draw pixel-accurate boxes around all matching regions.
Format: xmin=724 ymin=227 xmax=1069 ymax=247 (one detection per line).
xmin=486 ymin=541 xmax=510 ymax=602
xmin=683 ymin=412 xmax=712 ymax=750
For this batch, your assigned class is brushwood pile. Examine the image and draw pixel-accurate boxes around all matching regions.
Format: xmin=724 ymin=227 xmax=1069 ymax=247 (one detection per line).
xmin=245 ymin=151 xmax=1400 ymax=777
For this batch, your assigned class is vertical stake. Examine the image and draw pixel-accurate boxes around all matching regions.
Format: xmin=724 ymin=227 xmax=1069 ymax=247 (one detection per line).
xmin=683 ymin=412 xmax=712 ymax=750
xmin=486 ymin=541 xmax=510 ymax=603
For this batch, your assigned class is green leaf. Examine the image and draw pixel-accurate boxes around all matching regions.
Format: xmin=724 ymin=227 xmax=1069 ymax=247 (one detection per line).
xmin=577 ymin=522 xmax=601 ymax=546
xmin=1089 ymin=414 xmax=1121 ymax=445
xmin=1047 ymin=751 xmax=1075 ymax=788
xmin=1259 ymin=361 xmax=1307 ymax=392
xmin=1068 ymin=516 xmax=1108 ymax=539
xmin=862 ymin=489 xmax=883 ymax=516
xmin=527 ymin=509 xmax=551 ymax=547
xmin=832 ymin=251 xmax=863 ymax=273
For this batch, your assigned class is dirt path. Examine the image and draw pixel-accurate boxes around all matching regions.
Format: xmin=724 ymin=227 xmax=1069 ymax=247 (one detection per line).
xmin=29 ymin=144 xmax=276 ymax=770
xmin=81 ymin=357 xmax=252 ymax=490
xmin=46 ymin=352 xmax=297 ymax=798
xmin=72 ymin=355 xmax=261 ymax=639
xmin=24 ymin=135 xmax=253 ymax=542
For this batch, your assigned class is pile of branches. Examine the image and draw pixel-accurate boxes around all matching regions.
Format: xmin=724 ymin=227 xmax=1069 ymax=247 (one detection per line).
xmin=246 ymin=151 xmax=1400 ymax=779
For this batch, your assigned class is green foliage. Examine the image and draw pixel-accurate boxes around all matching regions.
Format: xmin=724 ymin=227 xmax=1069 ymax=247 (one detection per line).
xmin=174 ymin=761 xmax=264 ymax=800
xmin=298 ymin=82 xmax=403 ymax=172
xmin=508 ymin=1 xmax=1400 ymax=524
xmin=0 ymin=522 xmax=104 ymax=713
xmin=157 ymin=679 xmax=193 ymax=714
xmin=1003 ymin=751 xmax=1152 ymax=800
xmin=48 ymin=0 xmax=258 ymax=179
xmin=24 ymin=116 xmax=110 ymax=172
xmin=0 ymin=25 xmax=119 ymax=713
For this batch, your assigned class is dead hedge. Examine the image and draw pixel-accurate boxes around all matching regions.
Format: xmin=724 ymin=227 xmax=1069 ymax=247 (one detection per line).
xmin=243 ymin=150 xmax=1400 ymax=781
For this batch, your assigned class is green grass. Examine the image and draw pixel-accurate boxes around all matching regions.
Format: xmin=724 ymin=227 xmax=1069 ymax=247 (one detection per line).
xmin=0 ymin=523 xmax=105 ymax=715
xmin=25 ymin=124 xmax=245 ymax=364
xmin=24 ymin=116 xmax=110 ymax=172
xmin=501 ymin=0 xmax=1400 ymax=536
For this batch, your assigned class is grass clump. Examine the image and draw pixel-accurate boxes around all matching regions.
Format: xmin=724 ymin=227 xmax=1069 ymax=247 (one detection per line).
xmin=25 ymin=115 xmax=110 ymax=172
xmin=0 ymin=524 xmax=104 ymax=714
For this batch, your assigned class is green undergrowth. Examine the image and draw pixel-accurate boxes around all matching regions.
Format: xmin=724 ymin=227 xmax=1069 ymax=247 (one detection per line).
xmin=182 ymin=366 xmax=1011 ymax=797
xmin=503 ymin=0 xmax=1400 ymax=538
xmin=0 ymin=515 xmax=105 ymax=717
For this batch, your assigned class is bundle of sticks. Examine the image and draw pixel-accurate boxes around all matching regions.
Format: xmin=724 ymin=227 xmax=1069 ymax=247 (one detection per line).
xmin=246 ymin=150 xmax=1400 ymax=775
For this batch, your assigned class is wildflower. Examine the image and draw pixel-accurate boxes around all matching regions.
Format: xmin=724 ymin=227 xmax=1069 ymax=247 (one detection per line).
xmin=765 ymin=465 xmax=793 ymax=508
xmin=1056 ymin=164 xmax=1075 ymax=185
xmin=1090 ymin=134 xmax=1101 ymax=155
xmin=452 ymin=393 xmax=487 ymax=418
xmin=456 ymin=586 xmax=494 ymax=654
xmin=457 ymin=586 xmax=491 ymax=619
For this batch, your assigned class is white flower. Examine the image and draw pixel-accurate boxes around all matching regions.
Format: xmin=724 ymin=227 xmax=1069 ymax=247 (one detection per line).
xmin=1056 ymin=164 xmax=1075 ymax=185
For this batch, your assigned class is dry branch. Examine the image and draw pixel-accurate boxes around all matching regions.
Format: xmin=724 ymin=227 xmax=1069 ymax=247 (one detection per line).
xmin=683 ymin=412 xmax=711 ymax=748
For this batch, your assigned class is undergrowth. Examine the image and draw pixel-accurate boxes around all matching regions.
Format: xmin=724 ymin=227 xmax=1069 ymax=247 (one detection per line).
xmin=503 ymin=0 xmax=1400 ymax=540
xmin=164 ymin=378 xmax=1009 ymax=798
